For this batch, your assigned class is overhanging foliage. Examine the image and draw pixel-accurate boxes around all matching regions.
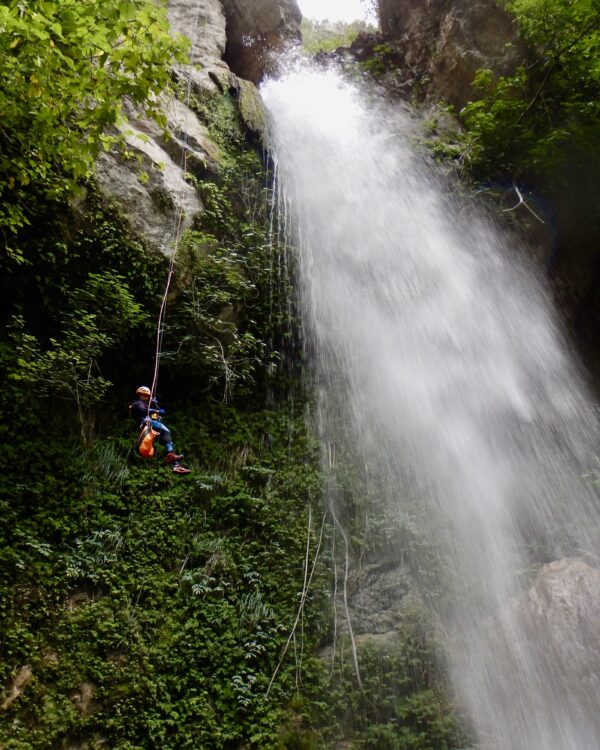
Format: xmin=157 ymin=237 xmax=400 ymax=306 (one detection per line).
xmin=0 ymin=0 xmax=188 ymax=251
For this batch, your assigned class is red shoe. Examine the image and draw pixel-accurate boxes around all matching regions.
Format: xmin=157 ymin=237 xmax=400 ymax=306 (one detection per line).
xmin=165 ymin=452 xmax=184 ymax=464
xmin=172 ymin=463 xmax=191 ymax=475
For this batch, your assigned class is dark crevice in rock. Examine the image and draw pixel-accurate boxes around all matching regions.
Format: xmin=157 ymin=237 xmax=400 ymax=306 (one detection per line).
xmin=220 ymin=0 xmax=302 ymax=84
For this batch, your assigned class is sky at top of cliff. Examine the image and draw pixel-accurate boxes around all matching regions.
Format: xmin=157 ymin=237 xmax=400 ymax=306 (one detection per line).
xmin=297 ymin=0 xmax=373 ymax=22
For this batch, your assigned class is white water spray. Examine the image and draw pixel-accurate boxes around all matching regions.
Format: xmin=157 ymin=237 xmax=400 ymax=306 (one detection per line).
xmin=262 ymin=61 xmax=600 ymax=749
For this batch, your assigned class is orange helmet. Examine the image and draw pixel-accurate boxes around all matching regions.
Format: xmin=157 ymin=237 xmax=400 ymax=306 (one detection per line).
xmin=136 ymin=386 xmax=151 ymax=397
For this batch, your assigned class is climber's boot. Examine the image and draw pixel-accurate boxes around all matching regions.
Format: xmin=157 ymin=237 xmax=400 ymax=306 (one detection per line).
xmin=165 ymin=452 xmax=184 ymax=465
xmin=171 ymin=463 xmax=191 ymax=475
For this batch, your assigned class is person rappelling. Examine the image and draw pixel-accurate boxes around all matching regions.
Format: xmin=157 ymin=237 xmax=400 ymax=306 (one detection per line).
xmin=130 ymin=386 xmax=191 ymax=475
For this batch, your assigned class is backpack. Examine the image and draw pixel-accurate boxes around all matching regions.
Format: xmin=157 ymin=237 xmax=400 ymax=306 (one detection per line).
xmin=136 ymin=422 xmax=160 ymax=459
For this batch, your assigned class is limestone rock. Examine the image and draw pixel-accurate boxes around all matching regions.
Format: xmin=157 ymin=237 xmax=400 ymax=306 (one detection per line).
xmin=168 ymin=0 xmax=233 ymax=94
xmin=376 ymin=0 xmax=524 ymax=108
xmin=94 ymin=0 xmax=285 ymax=251
xmin=168 ymin=0 xmax=225 ymax=62
xmin=94 ymin=1 xmax=228 ymax=251
xmin=71 ymin=682 xmax=97 ymax=715
xmin=221 ymin=0 xmax=302 ymax=83
xmin=164 ymin=96 xmax=222 ymax=173
xmin=96 ymin=99 xmax=206 ymax=253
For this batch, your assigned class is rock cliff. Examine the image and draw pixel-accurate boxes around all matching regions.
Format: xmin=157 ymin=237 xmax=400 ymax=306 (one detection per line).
xmin=221 ymin=0 xmax=301 ymax=83
xmin=375 ymin=0 xmax=524 ymax=108
xmin=168 ymin=0 xmax=231 ymax=91
xmin=95 ymin=0 xmax=300 ymax=252
xmin=518 ymin=557 xmax=600 ymax=696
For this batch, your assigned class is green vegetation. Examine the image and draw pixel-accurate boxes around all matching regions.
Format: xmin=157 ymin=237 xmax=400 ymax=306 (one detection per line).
xmin=323 ymin=614 xmax=469 ymax=750
xmin=0 ymin=8 xmax=327 ymax=741
xmin=0 ymin=407 xmax=327 ymax=749
xmin=461 ymin=0 xmax=600 ymax=186
xmin=0 ymin=0 xmax=187 ymax=252
xmin=360 ymin=43 xmax=396 ymax=78
xmin=163 ymin=85 xmax=297 ymax=403
xmin=457 ymin=0 xmax=600 ymax=259
xmin=0 ymin=86 xmax=327 ymax=745
xmin=301 ymin=18 xmax=376 ymax=54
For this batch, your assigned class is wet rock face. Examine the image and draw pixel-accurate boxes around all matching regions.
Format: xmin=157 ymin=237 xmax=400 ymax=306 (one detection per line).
xmin=377 ymin=0 xmax=523 ymax=108
xmin=519 ymin=557 xmax=600 ymax=689
xmin=168 ymin=0 xmax=227 ymax=63
xmin=469 ymin=557 xmax=600 ymax=745
xmin=343 ymin=560 xmax=411 ymax=636
xmin=221 ymin=0 xmax=302 ymax=84
xmin=95 ymin=0 xmax=260 ymax=252
xmin=95 ymin=0 xmax=229 ymax=251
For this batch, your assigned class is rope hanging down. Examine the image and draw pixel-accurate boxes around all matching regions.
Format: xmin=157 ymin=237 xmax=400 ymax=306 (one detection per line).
xmin=148 ymin=0 xmax=205 ymax=405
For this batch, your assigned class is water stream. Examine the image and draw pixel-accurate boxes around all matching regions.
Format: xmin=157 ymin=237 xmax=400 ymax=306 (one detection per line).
xmin=261 ymin=61 xmax=600 ymax=749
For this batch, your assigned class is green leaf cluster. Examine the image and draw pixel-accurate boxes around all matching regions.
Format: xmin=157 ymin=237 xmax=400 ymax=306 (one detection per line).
xmin=460 ymin=0 xmax=600 ymax=194
xmin=359 ymin=43 xmax=397 ymax=78
xmin=0 ymin=0 xmax=188 ymax=246
xmin=0 ymin=188 xmax=166 ymax=451
xmin=10 ymin=272 xmax=146 ymax=444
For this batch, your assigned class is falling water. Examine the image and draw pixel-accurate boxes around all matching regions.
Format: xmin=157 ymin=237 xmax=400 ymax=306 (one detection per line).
xmin=261 ymin=60 xmax=600 ymax=749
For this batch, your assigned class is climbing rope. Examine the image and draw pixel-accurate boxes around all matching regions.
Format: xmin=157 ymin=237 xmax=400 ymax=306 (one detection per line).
xmin=265 ymin=506 xmax=328 ymax=697
xmin=148 ymin=0 xmax=205 ymax=407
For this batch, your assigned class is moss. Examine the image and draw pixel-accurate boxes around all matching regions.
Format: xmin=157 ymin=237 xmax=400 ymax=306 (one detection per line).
xmin=237 ymin=79 xmax=268 ymax=138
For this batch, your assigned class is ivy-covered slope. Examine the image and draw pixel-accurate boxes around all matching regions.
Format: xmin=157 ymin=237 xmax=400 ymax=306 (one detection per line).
xmin=0 ymin=407 xmax=326 ymax=749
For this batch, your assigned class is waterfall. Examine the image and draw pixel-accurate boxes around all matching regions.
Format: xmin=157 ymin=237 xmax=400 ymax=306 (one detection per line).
xmin=261 ymin=61 xmax=600 ymax=749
